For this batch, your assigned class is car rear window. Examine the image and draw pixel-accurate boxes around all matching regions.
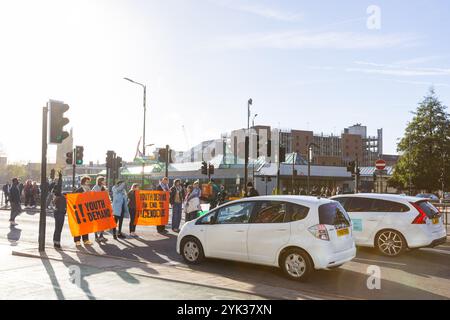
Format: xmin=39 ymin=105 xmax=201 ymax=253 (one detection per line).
xmin=318 ymin=202 xmax=351 ymax=227
xmin=416 ymin=201 xmax=439 ymax=218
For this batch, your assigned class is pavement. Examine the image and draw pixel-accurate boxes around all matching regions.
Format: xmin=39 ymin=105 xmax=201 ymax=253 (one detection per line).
xmin=1 ymin=207 xmax=450 ymax=300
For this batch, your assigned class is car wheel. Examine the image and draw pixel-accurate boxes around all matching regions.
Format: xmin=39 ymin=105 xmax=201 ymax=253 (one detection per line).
xmin=280 ymin=249 xmax=313 ymax=281
xmin=376 ymin=230 xmax=406 ymax=257
xmin=181 ymin=237 xmax=204 ymax=264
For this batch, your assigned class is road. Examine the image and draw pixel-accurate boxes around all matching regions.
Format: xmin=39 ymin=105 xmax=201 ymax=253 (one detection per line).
xmin=0 ymin=207 xmax=449 ymax=300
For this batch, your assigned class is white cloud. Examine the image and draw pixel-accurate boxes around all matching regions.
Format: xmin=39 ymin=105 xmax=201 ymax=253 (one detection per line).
xmin=212 ymin=0 xmax=302 ymax=21
xmin=348 ymin=61 xmax=450 ymax=76
xmin=212 ymin=31 xmax=419 ymax=50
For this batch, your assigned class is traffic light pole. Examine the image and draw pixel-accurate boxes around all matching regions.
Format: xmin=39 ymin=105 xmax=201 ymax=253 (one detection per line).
xmin=165 ymin=145 xmax=169 ymax=178
xmin=72 ymin=147 xmax=76 ymax=191
xmin=39 ymin=106 xmax=48 ymax=252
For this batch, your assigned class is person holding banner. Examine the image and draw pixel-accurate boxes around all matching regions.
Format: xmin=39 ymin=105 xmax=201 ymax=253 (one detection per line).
xmin=92 ymin=176 xmax=108 ymax=244
xmin=156 ymin=177 xmax=170 ymax=233
xmin=128 ymin=183 xmax=139 ymax=237
xmin=74 ymin=176 xmax=93 ymax=246
xmin=112 ymin=180 xmax=129 ymax=239
xmin=170 ymin=179 xmax=185 ymax=232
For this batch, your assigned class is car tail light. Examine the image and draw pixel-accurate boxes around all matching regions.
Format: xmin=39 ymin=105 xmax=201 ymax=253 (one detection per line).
xmin=308 ymin=224 xmax=330 ymax=241
xmin=410 ymin=202 xmax=427 ymax=224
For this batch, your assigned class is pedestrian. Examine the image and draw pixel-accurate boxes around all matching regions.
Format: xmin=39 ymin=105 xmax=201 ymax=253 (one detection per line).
xmin=128 ymin=183 xmax=139 ymax=237
xmin=92 ymin=176 xmax=108 ymax=244
xmin=52 ymin=171 xmax=66 ymax=249
xmin=112 ymin=180 xmax=129 ymax=239
xmin=23 ymin=180 xmax=33 ymax=208
xmin=32 ymin=181 xmax=40 ymax=208
xmin=2 ymin=182 xmax=11 ymax=208
xmin=170 ymin=179 xmax=185 ymax=232
xmin=156 ymin=177 xmax=170 ymax=233
xmin=208 ymin=179 xmax=220 ymax=210
xmin=217 ymin=184 xmax=228 ymax=206
xmin=74 ymin=176 xmax=93 ymax=246
xmin=184 ymin=184 xmax=201 ymax=222
xmin=245 ymin=182 xmax=259 ymax=198
xmin=299 ymin=187 xmax=307 ymax=195
xmin=325 ymin=186 xmax=332 ymax=198
xmin=336 ymin=186 xmax=342 ymax=195
xmin=9 ymin=178 xmax=21 ymax=227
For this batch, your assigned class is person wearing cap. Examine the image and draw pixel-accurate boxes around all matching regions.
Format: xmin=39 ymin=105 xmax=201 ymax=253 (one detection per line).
xmin=245 ymin=181 xmax=259 ymax=198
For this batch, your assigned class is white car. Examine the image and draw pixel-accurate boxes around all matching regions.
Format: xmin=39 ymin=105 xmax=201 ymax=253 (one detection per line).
xmin=176 ymin=196 xmax=356 ymax=281
xmin=331 ymin=194 xmax=447 ymax=257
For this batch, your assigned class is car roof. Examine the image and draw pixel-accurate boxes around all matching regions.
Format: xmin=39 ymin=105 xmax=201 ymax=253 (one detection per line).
xmin=331 ymin=193 xmax=424 ymax=203
xmin=225 ymin=195 xmax=335 ymax=206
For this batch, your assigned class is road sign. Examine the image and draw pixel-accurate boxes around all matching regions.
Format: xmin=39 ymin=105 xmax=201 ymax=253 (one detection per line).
xmin=375 ymin=159 xmax=386 ymax=170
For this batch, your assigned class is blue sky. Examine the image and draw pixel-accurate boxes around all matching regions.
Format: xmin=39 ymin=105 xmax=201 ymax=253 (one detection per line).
xmin=1 ymin=0 xmax=449 ymax=163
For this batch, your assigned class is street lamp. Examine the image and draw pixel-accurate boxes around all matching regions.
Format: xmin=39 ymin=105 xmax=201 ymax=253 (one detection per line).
xmin=244 ymin=98 xmax=253 ymax=191
xmin=124 ymin=77 xmax=147 ymax=188
xmin=307 ymin=143 xmax=319 ymax=195
xmin=252 ymin=113 xmax=258 ymax=128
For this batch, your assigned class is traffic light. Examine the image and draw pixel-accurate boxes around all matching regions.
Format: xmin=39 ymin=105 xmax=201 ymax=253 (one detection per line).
xmin=66 ymin=151 xmax=73 ymax=165
xmin=106 ymin=151 xmax=115 ymax=168
xmin=49 ymin=100 xmax=70 ymax=144
xmin=158 ymin=149 xmax=167 ymax=163
xmin=201 ymin=161 xmax=208 ymax=175
xmin=267 ymin=140 xmax=272 ymax=158
xmin=209 ymin=164 xmax=215 ymax=176
xmin=75 ymin=146 xmax=84 ymax=165
xmin=347 ymin=161 xmax=356 ymax=174
xmin=116 ymin=156 xmax=123 ymax=169
xmin=279 ymin=146 xmax=286 ymax=163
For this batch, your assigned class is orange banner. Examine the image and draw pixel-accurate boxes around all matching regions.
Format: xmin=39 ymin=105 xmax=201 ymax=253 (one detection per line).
xmin=66 ymin=191 xmax=117 ymax=237
xmin=135 ymin=190 xmax=170 ymax=226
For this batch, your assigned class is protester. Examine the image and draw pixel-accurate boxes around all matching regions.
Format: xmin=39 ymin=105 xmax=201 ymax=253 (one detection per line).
xmin=112 ymin=180 xmax=129 ymax=239
xmin=92 ymin=176 xmax=108 ymax=243
xmin=156 ymin=177 xmax=170 ymax=233
xmin=23 ymin=180 xmax=34 ymax=208
xmin=9 ymin=178 xmax=21 ymax=227
xmin=170 ymin=179 xmax=185 ymax=232
xmin=74 ymin=176 xmax=93 ymax=246
xmin=217 ymin=184 xmax=228 ymax=206
xmin=2 ymin=182 xmax=11 ymax=208
xmin=336 ymin=186 xmax=342 ymax=195
xmin=128 ymin=183 xmax=140 ymax=237
xmin=52 ymin=171 xmax=65 ymax=249
xmin=184 ymin=184 xmax=201 ymax=222
xmin=208 ymin=179 xmax=220 ymax=210
xmin=245 ymin=182 xmax=259 ymax=198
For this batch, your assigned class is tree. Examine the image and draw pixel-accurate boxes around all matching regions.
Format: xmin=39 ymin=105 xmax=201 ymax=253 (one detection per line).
xmin=390 ymin=88 xmax=450 ymax=194
xmin=3 ymin=164 xmax=27 ymax=182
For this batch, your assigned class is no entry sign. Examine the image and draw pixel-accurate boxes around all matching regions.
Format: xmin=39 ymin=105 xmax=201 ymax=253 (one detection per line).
xmin=375 ymin=159 xmax=386 ymax=170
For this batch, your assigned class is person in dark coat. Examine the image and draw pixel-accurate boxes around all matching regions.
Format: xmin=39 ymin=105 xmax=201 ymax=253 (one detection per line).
xmin=169 ymin=179 xmax=185 ymax=232
xmin=156 ymin=177 xmax=170 ymax=233
xmin=245 ymin=182 xmax=259 ymax=198
xmin=73 ymin=176 xmax=92 ymax=246
xmin=52 ymin=171 xmax=66 ymax=249
xmin=3 ymin=182 xmax=11 ymax=208
xmin=9 ymin=178 xmax=21 ymax=226
xmin=128 ymin=183 xmax=140 ymax=237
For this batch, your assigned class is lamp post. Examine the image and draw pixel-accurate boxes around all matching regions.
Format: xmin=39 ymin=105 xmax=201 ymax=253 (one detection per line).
xmin=244 ymin=98 xmax=252 ymax=191
xmin=307 ymin=143 xmax=319 ymax=195
xmin=124 ymin=77 xmax=147 ymax=188
xmin=252 ymin=113 xmax=258 ymax=128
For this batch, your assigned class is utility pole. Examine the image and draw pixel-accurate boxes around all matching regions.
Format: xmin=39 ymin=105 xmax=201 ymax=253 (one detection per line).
xmin=165 ymin=145 xmax=170 ymax=178
xmin=244 ymin=99 xmax=252 ymax=192
xmin=39 ymin=105 xmax=48 ymax=252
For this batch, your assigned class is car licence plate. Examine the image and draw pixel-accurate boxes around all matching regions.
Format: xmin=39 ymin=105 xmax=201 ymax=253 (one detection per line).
xmin=337 ymin=228 xmax=349 ymax=237
xmin=432 ymin=218 xmax=440 ymax=224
